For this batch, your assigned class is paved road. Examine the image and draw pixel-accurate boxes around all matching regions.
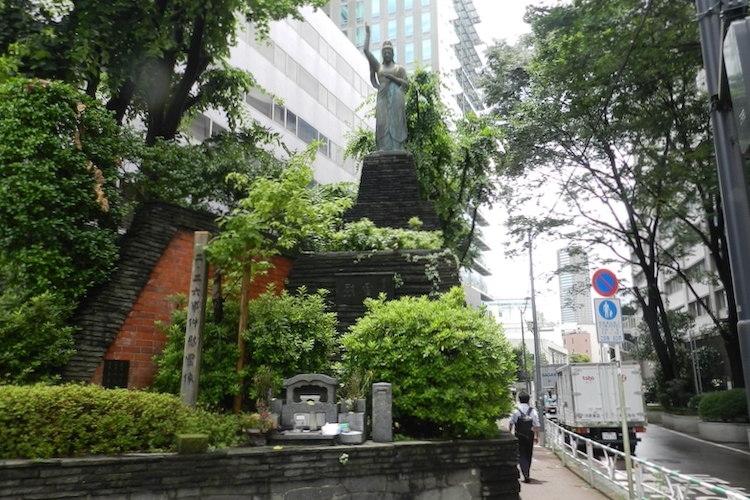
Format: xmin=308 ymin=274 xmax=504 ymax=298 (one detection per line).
xmin=631 ymin=424 xmax=750 ymax=497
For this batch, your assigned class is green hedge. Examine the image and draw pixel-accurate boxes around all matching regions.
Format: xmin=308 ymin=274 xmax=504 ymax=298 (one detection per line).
xmin=0 ymin=384 xmax=194 ymax=458
xmin=698 ymin=389 xmax=748 ymax=423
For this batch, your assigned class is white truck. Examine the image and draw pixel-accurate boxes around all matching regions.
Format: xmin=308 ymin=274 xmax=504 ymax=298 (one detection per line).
xmin=555 ymin=363 xmax=647 ymax=453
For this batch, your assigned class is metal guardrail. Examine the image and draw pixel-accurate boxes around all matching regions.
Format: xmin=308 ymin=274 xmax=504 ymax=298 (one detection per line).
xmin=543 ymin=418 xmax=749 ymax=500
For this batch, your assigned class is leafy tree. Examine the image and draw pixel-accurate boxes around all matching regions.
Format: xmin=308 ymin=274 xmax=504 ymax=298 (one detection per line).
xmin=569 ymin=353 xmax=590 ymax=364
xmin=346 ymin=69 xmax=503 ymax=268
xmin=1 ymin=0 xmax=328 ymax=145
xmin=207 ymin=147 xmax=352 ymax=282
xmin=340 ymin=287 xmax=516 ymax=439
xmin=0 ymin=78 xmax=128 ymax=302
xmin=119 ymin=123 xmax=288 ymax=208
xmin=481 ymin=0 xmax=742 ymax=385
xmin=512 ymin=343 xmax=533 ymax=384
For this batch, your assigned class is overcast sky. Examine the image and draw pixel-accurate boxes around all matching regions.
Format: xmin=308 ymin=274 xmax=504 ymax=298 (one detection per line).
xmin=470 ymin=0 xmax=567 ymax=324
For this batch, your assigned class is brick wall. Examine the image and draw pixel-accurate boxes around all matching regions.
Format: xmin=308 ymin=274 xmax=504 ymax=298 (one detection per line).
xmin=91 ymin=228 xmax=294 ymax=389
xmin=63 ymin=202 xmax=295 ymax=390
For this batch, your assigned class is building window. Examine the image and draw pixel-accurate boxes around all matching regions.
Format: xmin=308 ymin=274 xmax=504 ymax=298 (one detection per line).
xmin=356 ymin=26 xmax=365 ymax=46
xmin=421 ymin=11 xmax=430 ymax=33
xmin=318 ymin=134 xmax=330 ymax=156
xmin=716 ymin=289 xmax=727 ymax=310
xmin=405 ymin=15 xmax=413 ymax=36
xmin=405 ymin=0 xmax=413 ymax=9
xmin=102 ymin=360 xmax=130 ymax=389
xmin=340 ymin=5 xmax=348 ymax=27
xmin=422 ymin=38 xmax=431 ymax=60
xmin=388 ymin=0 xmax=396 ymax=14
xmin=245 ymin=88 xmax=273 ymax=118
xmin=393 ymin=45 xmax=398 ymax=61
xmin=388 ymin=19 xmax=397 ymax=39
xmin=371 ymin=22 xmax=381 ymax=43
xmin=422 ymin=0 xmax=429 ymax=5
xmin=298 ymin=117 xmax=317 ymax=144
xmin=356 ymin=1 xmax=364 ymax=23
xmin=664 ymin=278 xmax=682 ymax=295
xmin=372 ymin=48 xmax=381 ymax=61
xmin=405 ymin=42 xmax=414 ymax=63
xmin=286 ymin=110 xmax=297 ymax=134
xmin=372 ymin=0 xmax=380 ymax=17
xmin=274 ymin=104 xmax=285 ymax=125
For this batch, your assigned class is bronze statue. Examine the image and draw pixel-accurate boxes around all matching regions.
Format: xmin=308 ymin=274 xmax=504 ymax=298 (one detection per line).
xmin=363 ymin=24 xmax=409 ymax=151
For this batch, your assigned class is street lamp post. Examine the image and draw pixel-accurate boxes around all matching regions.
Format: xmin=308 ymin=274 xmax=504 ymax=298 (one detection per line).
xmin=519 ymin=298 xmax=531 ymax=394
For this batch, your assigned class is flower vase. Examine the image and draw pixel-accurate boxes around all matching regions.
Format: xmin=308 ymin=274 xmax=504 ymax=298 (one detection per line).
xmin=244 ymin=428 xmax=267 ymax=447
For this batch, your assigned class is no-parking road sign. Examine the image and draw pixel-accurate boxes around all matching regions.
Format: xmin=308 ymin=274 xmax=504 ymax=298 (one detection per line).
xmin=592 ymin=269 xmax=619 ymax=297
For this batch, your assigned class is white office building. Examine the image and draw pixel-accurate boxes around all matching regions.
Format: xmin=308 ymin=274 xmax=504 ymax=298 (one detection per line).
xmin=192 ymin=6 xmax=375 ymax=185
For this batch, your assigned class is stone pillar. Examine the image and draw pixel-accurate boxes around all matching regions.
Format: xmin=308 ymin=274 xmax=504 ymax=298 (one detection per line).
xmin=372 ymin=382 xmax=393 ymax=442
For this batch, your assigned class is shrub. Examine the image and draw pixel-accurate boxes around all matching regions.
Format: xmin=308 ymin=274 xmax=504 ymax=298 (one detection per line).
xmin=0 ymin=290 xmax=75 ymax=384
xmin=151 ymin=295 xmax=241 ymax=408
xmin=0 ymin=384 xmax=192 ymax=459
xmin=340 ymin=287 xmax=516 ymax=439
xmin=184 ymin=406 xmax=245 ymax=449
xmin=698 ymin=389 xmax=748 ymax=423
xmin=152 ymin=287 xmax=338 ymax=410
xmin=242 ymin=287 xmax=338 ymax=383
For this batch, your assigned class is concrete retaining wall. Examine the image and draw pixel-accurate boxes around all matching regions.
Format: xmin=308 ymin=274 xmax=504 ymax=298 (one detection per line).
xmin=698 ymin=422 xmax=749 ymax=443
xmin=662 ymin=414 xmax=700 ymax=433
xmin=0 ymin=438 xmax=521 ymax=500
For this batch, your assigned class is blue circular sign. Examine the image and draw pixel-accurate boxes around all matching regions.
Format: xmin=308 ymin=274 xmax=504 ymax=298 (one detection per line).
xmin=598 ymin=300 xmax=618 ymax=320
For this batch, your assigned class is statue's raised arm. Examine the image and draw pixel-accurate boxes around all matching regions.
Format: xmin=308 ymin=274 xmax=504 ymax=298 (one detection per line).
xmin=363 ymin=24 xmax=380 ymax=89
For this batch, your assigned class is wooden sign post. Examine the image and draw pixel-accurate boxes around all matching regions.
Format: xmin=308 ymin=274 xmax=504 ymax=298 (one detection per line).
xmin=180 ymin=231 xmax=210 ymax=408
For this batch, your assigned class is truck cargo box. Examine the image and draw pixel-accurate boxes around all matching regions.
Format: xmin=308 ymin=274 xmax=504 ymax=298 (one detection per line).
xmin=557 ymin=363 xmax=646 ymax=428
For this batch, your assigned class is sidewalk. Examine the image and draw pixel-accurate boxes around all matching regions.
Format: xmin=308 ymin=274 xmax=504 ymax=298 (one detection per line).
xmin=520 ymin=445 xmax=612 ymax=500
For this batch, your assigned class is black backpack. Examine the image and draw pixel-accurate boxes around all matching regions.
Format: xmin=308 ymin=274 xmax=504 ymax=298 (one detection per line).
xmin=515 ymin=406 xmax=535 ymax=440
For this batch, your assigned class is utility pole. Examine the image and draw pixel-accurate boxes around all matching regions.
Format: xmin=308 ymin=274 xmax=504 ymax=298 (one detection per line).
xmin=520 ymin=298 xmax=531 ymax=394
xmin=695 ymin=0 xmax=750 ymax=408
xmin=528 ymin=231 xmax=544 ymax=442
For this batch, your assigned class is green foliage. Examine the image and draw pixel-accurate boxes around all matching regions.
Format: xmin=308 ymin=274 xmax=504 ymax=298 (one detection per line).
xmin=340 ymin=287 xmax=516 ymax=439
xmin=0 ymin=384 xmax=192 ymax=459
xmin=318 ymin=217 xmax=443 ymax=252
xmin=2 ymin=0 xmax=329 ymax=143
xmin=482 ymin=0 xmax=729 ymax=388
xmin=151 ymin=295 xmax=241 ymax=407
xmin=0 ymin=290 xmax=76 ymax=385
xmin=152 ymin=288 xmax=337 ymax=410
xmin=242 ymin=288 xmax=338 ymax=382
xmin=698 ymin=389 xmax=749 ymax=423
xmin=511 ymin=343 xmax=533 ymax=382
xmin=184 ymin=406 xmax=245 ymax=449
xmin=0 ymin=78 xmax=128 ymax=303
xmin=207 ymin=148 xmax=352 ymax=281
xmin=569 ymin=353 xmax=590 ymax=363
xmin=120 ymin=124 xmax=288 ymax=209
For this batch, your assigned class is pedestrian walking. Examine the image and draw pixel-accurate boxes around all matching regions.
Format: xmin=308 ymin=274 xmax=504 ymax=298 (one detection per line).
xmin=508 ymin=392 xmax=541 ymax=483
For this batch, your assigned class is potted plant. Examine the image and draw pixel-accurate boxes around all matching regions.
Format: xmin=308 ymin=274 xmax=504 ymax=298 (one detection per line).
xmin=240 ymin=412 xmax=276 ymax=446
xmin=339 ymin=370 xmax=370 ymax=413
